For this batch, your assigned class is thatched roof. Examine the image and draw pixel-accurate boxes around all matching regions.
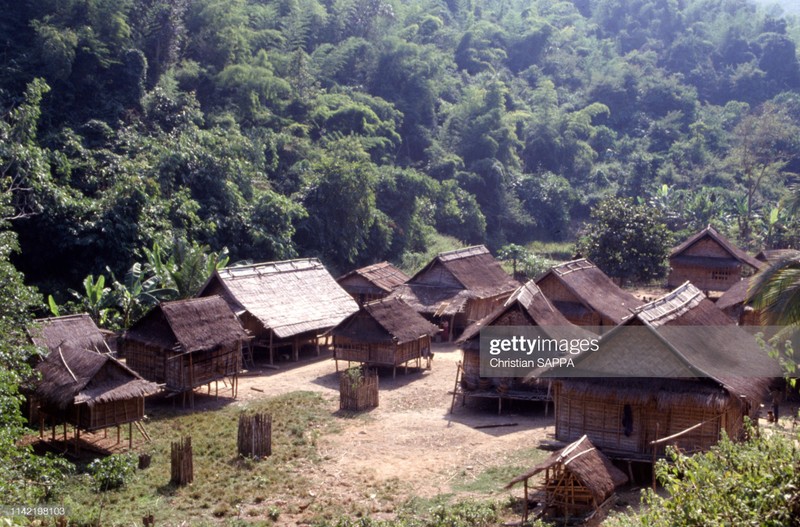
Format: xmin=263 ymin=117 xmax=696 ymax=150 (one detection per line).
xmin=670 ymin=225 xmax=762 ymax=271
xmin=715 ymin=277 xmax=754 ymax=311
xmin=536 ymin=259 xmax=643 ymax=324
xmin=506 ymin=435 xmax=628 ymax=503
xmin=755 ymin=248 xmax=800 ymax=263
xmin=569 ymin=282 xmax=779 ymax=405
xmin=388 ymin=246 xmax=518 ymax=315
xmin=34 ymin=347 xmax=158 ymax=410
xmin=29 ymin=314 xmax=107 ymax=355
xmin=458 ymin=281 xmax=583 ymax=347
xmin=198 ymin=259 xmax=358 ymax=339
xmin=331 ymin=297 xmax=439 ymax=344
xmin=337 ymin=262 xmax=409 ymax=294
xmin=124 ymin=296 xmax=249 ymax=353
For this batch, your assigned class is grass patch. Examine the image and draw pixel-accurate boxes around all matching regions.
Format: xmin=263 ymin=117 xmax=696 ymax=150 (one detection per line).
xmin=56 ymin=391 xmax=334 ymax=526
xmin=450 ymin=447 xmax=548 ymax=495
xmin=527 ymin=240 xmax=575 ymax=262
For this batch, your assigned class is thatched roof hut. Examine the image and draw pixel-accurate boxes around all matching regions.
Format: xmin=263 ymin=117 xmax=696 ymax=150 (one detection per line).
xmin=506 ymin=435 xmax=628 ymax=523
xmin=553 ymin=282 xmax=780 ymax=459
xmin=29 ymin=314 xmax=108 ymax=355
xmin=331 ymin=297 xmax=439 ymax=377
xmin=668 ymin=225 xmax=762 ymax=291
xmin=535 ymin=259 xmax=642 ymax=330
xmin=755 ymin=248 xmax=800 ymax=263
xmin=122 ymin=296 xmax=249 ymax=400
xmin=33 ymin=346 xmax=158 ymax=436
xmin=198 ymin=259 xmax=358 ymax=363
xmin=388 ymin=245 xmax=519 ymax=339
xmin=715 ymin=277 xmax=760 ymax=325
xmin=337 ymin=261 xmax=409 ymax=304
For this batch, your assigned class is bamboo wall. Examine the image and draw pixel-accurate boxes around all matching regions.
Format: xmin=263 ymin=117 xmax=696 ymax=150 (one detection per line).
xmin=334 ymin=335 xmax=431 ymax=367
xmin=668 ymin=263 xmax=741 ymax=291
xmin=554 ymin=384 xmax=729 ymax=458
xmin=78 ymin=397 xmax=145 ymax=431
xmin=339 ymin=369 xmax=379 ymax=411
xmin=124 ymin=341 xmax=241 ymax=393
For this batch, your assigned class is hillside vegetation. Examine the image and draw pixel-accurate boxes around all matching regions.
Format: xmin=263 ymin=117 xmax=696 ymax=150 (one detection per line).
xmin=1 ymin=0 xmax=799 ymax=297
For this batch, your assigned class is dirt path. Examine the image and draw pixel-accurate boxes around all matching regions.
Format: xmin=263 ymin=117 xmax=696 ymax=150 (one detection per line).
xmin=231 ymin=343 xmax=554 ymax=525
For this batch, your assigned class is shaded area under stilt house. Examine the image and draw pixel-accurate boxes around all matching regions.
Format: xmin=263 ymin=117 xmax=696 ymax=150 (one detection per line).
xmin=121 ymin=296 xmax=250 ymax=405
xmin=506 ymin=435 xmax=628 ymax=525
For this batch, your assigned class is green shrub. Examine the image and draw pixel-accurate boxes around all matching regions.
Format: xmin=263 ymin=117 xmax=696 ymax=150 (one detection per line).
xmin=88 ymin=453 xmax=137 ymax=492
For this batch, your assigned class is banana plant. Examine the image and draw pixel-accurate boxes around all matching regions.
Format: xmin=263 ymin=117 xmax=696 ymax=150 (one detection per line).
xmin=69 ymin=274 xmax=114 ymax=326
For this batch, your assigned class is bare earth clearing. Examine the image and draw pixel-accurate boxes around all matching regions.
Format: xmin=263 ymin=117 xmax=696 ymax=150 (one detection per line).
xmin=229 ymin=343 xmax=554 ymax=525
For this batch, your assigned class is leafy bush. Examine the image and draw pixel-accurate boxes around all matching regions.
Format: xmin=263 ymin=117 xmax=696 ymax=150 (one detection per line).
xmin=630 ymin=424 xmax=800 ymax=526
xmin=88 ymin=454 xmax=137 ymax=492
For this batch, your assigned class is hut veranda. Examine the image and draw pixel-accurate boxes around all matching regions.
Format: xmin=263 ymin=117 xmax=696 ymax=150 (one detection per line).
xmin=330 ymin=297 xmax=439 ymax=378
xmin=198 ymin=259 xmax=358 ymax=364
xmin=28 ymin=315 xmax=158 ymax=448
xmin=388 ymin=245 xmax=519 ymax=340
xmin=550 ymin=282 xmax=781 ymax=460
xmin=121 ymin=296 xmax=250 ymax=404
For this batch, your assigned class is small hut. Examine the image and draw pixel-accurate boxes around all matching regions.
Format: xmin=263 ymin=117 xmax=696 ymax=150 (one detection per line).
xmin=535 ymin=259 xmax=642 ymax=331
xmin=337 ymin=261 xmax=410 ymax=305
xmin=755 ymin=248 xmax=800 ymax=264
xmin=455 ymin=280 xmax=588 ymax=412
xmin=388 ymin=245 xmax=519 ymax=339
xmin=121 ymin=296 xmax=250 ymax=401
xmin=331 ymin=298 xmax=439 ymax=378
xmin=197 ymin=259 xmax=358 ymax=364
xmin=552 ymin=282 xmax=780 ymax=459
xmin=715 ymin=278 xmax=760 ymax=325
xmin=33 ymin=345 xmax=158 ymax=447
xmin=667 ymin=225 xmax=762 ymax=291
xmin=506 ymin=435 xmax=628 ymax=524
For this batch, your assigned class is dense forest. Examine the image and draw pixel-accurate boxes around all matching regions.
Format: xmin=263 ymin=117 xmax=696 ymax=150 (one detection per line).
xmin=2 ymin=0 xmax=800 ymax=303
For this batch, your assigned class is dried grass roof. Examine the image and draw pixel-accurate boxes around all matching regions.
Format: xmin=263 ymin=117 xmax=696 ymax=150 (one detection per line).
xmin=568 ymin=283 xmax=779 ymax=405
xmin=458 ymin=281 xmax=584 ymax=345
xmin=388 ymin=283 xmax=471 ymax=316
xmin=331 ymin=297 xmax=439 ymax=344
xmin=337 ymin=262 xmax=410 ymax=293
xmin=755 ymin=249 xmax=800 ymax=263
xmin=29 ymin=314 xmax=107 ymax=354
xmin=124 ymin=296 xmax=249 ymax=353
xmin=714 ymin=278 xmax=754 ymax=311
xmin=199 ymin=259 xmax=358 ymax=338
xmin=537 ymin=259 xmax=643 ymax=324
xmin=34 ymin=347 xmax=158 ymax=409
xmin=670 ymin=225 xmax=762 ymax=270
xmin=506 ymin=435 xmax=627 ymax=502
xmin=409 ymin=245 xmax=519 ymax=297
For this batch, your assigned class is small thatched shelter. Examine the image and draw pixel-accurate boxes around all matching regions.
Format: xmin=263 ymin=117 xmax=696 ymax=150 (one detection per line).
xmin=506 ymin=435 xmax=628 ymax=524
xmin=715 ymin=277 xmax=760 ymax=325
xmin=455 ymin=280 xmax=587 ymax=412
xmin=337 ymin=261 xmax=410 ymax=305
xmin=668 ymin=225 xmax=762 ymax=291
xmin=33 ymin=345 xmax=158 ymax=446
xmin=535 ymin=259 xmax=642 ymax=331
xmin=755 ymin=248 xmax=800 ymax=263
xmin=388 ymin=245 xmax=519 ymax=339
xmin=198 ymin=259 xmax=358 ymax=363
xmin=331 ymin=298 xmax=439 ymax=377
xmin=553 ymin=282 xmax=780 ymax=460
xmin=121 ymin=296 xmax=250 ymax=401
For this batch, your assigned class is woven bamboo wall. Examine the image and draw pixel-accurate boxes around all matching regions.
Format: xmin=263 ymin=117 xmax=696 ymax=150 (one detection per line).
xmin=335 ymin=336 xmax=430 ymax=367
xmin=339 ymin=370 xmax=379 ymax=411
xmin=683 ymin=238 xmax=731 ymax=258
xmin=165 ymin=347 xmax=241 ymax=392
xmin=123 ymin=342 xmax=167 ymax=383
xmin=554 ymin=385 xmax=728 ymax=457
xmin=668 ymin=264 xmax=740 ymax=291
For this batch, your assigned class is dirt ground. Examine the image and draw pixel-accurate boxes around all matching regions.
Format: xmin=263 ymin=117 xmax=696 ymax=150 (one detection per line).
xmin=230 ymin=343 xmax=556 ymax=525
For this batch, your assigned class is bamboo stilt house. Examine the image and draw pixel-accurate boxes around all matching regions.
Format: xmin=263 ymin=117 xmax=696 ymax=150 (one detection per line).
xmin=553 ymin=282 xmax=781 ymax=460
xmin=667 ymin=225 xmax=762 ymax=291
xmin=535 ymin=259 xmax=642 ymax=331
xmin=388 ymin=245 xmax=519 ymax=339
xmin=456 ymin=280 xmax=589 ymax=409
xmin=331 ymin=298 xmax=439 ymax=378
xmin=197 ymin=259 xmax=358 ymax=364
xmin=506 ymin=435 xmax=628 ymax=524
xmin=33 ymin=345 xmax=158 ymax=434
xmin=337 ymin=261 xmax=410 ymax=305
xmin=121 ymin=296 xmax=249 ymax=397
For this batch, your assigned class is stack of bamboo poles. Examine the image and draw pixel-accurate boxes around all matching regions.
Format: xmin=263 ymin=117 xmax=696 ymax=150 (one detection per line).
xmin=170 ymin=436 xmax=193 ymax=485
xmin=237 ymin=412 xmax=272 ymax=458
